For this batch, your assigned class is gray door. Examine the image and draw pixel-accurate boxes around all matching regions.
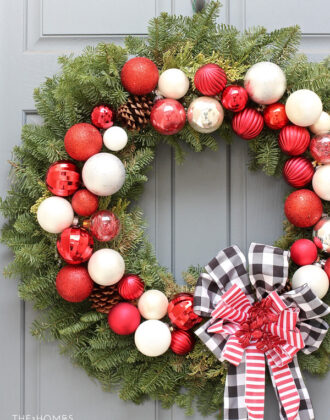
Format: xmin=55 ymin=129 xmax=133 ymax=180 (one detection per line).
xmin=1 ymin=1 xmax=329 ymax=419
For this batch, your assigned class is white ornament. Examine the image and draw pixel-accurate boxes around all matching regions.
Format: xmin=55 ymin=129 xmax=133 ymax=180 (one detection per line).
xmin=134 ymin=320 xmax=171 ymax=357
xmin=292 ymin=264 xmax=329 ymax=299
xmin=82 ymin=153 xmax=125 ymax=196
xmin=88 ymin=248 xmax=125 ymax=286
xmin=103 ymin=126 xmax=128 ymax=152
xmin=138 ymin=290 xmax=169 ymax=320
xmin=37 ymin=196 xmax=74 ymax=234
xmin=244 ymin=62 xmax=286 ymax=105
xmin=310 ymin=112 xmax=330 ymax=135
xmin=312 ymin=164 xmax=330 ymax=201
xmin=158 ymin=69 xmax=189 ymax=100
xmin=285 ymin=89 xmax=322 ymax=127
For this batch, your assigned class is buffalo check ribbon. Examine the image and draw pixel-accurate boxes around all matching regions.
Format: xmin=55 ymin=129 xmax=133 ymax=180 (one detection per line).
xmin=193 ymin=243 xmax=330 ymax=420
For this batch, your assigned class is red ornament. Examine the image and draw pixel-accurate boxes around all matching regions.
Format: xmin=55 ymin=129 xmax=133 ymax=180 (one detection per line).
xmin=91 ymin=105 xmax=114 ymax=129
xmin=263 ymin=103 xmax=288 ymax=130
xmin=64 ymin=123 xmax=103 ymax=161
xmin=83 ymin=210 xmax=120 ymax=242
xmin=232 ymin=108 xmax=264 ymax=140
xmin=221 ymin=85 xmax=248 ymax=112
xmin=72 ymin=189 xmax=99 ymax=217
xmin=310 ymin=133 xmax=330 ymax=164
xmin=118 ymin=274 xmax=145 ymax=300
xmin=170 ymin=329 xmax=195 ymax=355
xmin=194 ymin=64 xmax=227 ymax=96
xmin=284 ymin=189 xmax=323 ymax=228
xmin=167 ymin=293 xmax=202 ymax=331
xmin=56 ymin=265 xmax=94 ymax=302
xmin=150 ymin=99 xmax=186 ymax=135
xmin=278 ymin=125 xmax=310 ymax=156
xmin=108 ymin=302 xmax=141 ymax=335
xmin=46 ymin=160 xmax=80 ymax=197
xmin=323 ymin=258 xmax=330 ymax=280
xmin=57 ymin=227 xmax=94 ymax=264
xmin=283 ymin=157 xmax=314 ymax=188
xmin=121 ymin=57 xmax=159 ymax=95
xmin=290 ymin=239 xmax=318 ymax=266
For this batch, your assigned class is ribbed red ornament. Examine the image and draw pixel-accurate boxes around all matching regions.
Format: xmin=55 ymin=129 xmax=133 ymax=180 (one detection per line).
xmin=284 ymin=189 xmax=323 ymax=228
xmin=194 ymin=64 xmax=227 ymax=96
xmin=56 ymin=265 xmax=94 ymax=302
xmin=57 ymin=227 xmax=94 ymax=264
xmin=232 ymin=108 xmax=264 ymax=140
xmin=118 ymin=274 xmax=145 ymax=300
xmin=168 ymin=293 xmax=202 ymax=330
xmin=91 ymin=105 xmax=114 ymax=129
xmin=46 ymin=160 xmax=80 ymax=197
xmin=283 ymin=157 xmax=314 ymax=188
xmin=278 ymin=125 xmax=310 ymax=156
xmin=290 ymin=239 xmax=318 ymax=266
xmin=170 ymin=329 xmax=195 ymax=355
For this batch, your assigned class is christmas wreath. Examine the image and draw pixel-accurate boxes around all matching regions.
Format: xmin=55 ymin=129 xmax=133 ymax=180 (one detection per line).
xmin=1 ymin=2 xmax=330 ymax=418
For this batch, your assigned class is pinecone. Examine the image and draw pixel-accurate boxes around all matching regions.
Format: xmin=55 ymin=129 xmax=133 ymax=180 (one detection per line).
xmin=89 ymin=283 xmax=122 ymax=314
xmin=117 ymin=95 xmax=154 ymax=131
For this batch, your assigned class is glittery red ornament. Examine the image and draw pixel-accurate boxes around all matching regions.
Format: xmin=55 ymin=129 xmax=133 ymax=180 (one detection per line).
xmin=290 ymin=239 xmax=318 ymax=266
xmin=64 ymin=123 xmax=103 ymax=161
xmin=118 ymin=274 xmax=145 ymax=300
xmin=46 ymin=160 xmax=80 ymax=197
xmin=57 ymin=227 xmax=94 ymax=264
xmin=170 ymin=329 xmax=195 ymax=355
xmin=91 ymin=105 xmax=114 ymax=129
xmin=232 ymin=108 xmax=264 ymax=140
xmin=150 ymin=99 xmax=186 ymax=135
xmin=310 ymin=133 xmax=330 ymax=164
xmin=221 ymin=85 xmax=248 ymax=112
xmin=263 ymin=103 xmax=288 ymax=130
xmin=83 ymin=210 xmax=120 ymax=242
xmin=283 ymin=157 xmax=314 ymax=188
xmin=278 ymin=125 xmax=310 ymax=156
xmin=284 ymin=189 xmax=322 ymax=228
xmin=194 ymin=64 xmax=227 ymax=96
xmin=56 ymin=265 xmax=94 ymax=302
xmin=167 ymin=293 xmax=202 ymax=331
xmin=72 ymin=189 xmax=99 ymax=217
xmin=121 ymin=57 xmax=159 ymax=95
xmin=323 ymin=258 xmax=330 ymax=280
xmin=108 ymin=302 xmax=141 ymax=335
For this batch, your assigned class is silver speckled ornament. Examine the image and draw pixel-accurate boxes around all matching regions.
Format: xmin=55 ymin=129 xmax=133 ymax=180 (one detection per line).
xmin=187 ymin=97 xmax=224 ymax=133
xmin=313 ymin=217 xmax=330 ymax=253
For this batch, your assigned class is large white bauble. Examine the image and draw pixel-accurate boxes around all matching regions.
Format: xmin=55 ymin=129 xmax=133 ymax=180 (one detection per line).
xmin=88 ymin=248 xmax=125 ymax=286
xmin=244 ymin=62 xmax=286 ymax=105
xmin=37 ymin=196 xmax=74 ymax=234
xmin=292 ymin=265 xmax=329 ymax=299
xmin=138 ymin=290 xmax=168 ymax=320
xmin=82 ymin=153 xmax=125 ymax=196
xmin=285 ymin=89 xmax=322 ymax=127
xmin=134 ymin=320 xmax=171 ymax=357
xmin=158 ymin=69 xmax=189 ymax=100
xmin=103 ymin=126 xmax=128 ymax=152
xmin=310 ymin=112 xmax=330 ymax=135
xmin=312 ymin=164 xmax=330 ymax=201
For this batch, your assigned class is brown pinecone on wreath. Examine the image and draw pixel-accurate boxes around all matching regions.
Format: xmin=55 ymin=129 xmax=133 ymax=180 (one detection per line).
xmin=89 ymin=283 xmax=123 ymax=314
xmin=117 ymin=95 xmax=153 ymax=131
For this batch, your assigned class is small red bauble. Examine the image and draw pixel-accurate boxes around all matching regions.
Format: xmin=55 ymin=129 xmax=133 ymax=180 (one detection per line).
xmin=290 ymin=239 xmax=318 ymax=266
xmin=263 ymin=103 xmax=288 ymax=130
xmin=284 ymin=189 xmax=322 ymax=228
xmin=221 ymin=85 xmax=248 ymax=112
xmin=57 ymin=227 xmax=94 ymax=264
xmin=278 ymin=125 xmax=310 ymax=156
xmin=108 ymin=302 xmax=141 ymax=335
xmin=150 ymin=99 xmax=186 ymax=135
xmin=194 ymin=64 xmax=227 ymax=96
xmin=232 ymin=108 xmax=264 ymax=140
xmin=283 ymin=157 xmax=314 ymax=188
xmin=310 ymin=133 xmax=330 ymax=164
xmin=83 ymin=210 xmax=120 ymax=242
xmin=118 ymin=274 xmax=145 ymax=300
xmin=46 ymin=160 xmax=80 ymax=197
xmin=72 ymin=189 xmax=99 ymax=217
xmin=64 ymin=123 xmax=103 ymax=161
xmin=121 ymin=57 xmax=159 ymax=95
xmin=56 ymin=265 xmax=94 ymax=302
xmin=170 ymin=329 xmax=195 ymax=355
xmin=324 ymin=258 xmax=330 ymax=280
xmin=91 ymin=105 xmax=114 ymax=129
xmin=167 ymin=293 xmax=202 ymax=331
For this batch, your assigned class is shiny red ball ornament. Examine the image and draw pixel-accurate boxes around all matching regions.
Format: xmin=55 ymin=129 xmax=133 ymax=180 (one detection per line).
xmin=150 ymin=99 xmax=186 ymax=135
xmin=221 ymin=85 xmax=248 ymax=112
xmin=290 ymin=239 xmax=318 ymax=266
xmin=64 ymin=123 xmax=103 ymax=161
xmin=121 ymin=57 xmax=159 ymax=95
xmin=72 ymin=189 xmax=99 ymax=217
xmin=194 ymin=63 xmax=227 ymax=96
xmin=284 ymin=189 xmax=323 ymax=228
xmin=91 ymin=105 xmax=114 ymax=129
xmin=118 ymin=274 xmax=145 ymax=300
xmin=278 ymin=125 xmax=310 ymax=156
xmin=232 ymin=108 xmax=264 ymax=140
xmin=167 ymin=293 xmax=202 ymax=331
xmin=310 ymin=133 xmax=330 ymax=164
xmin=170 ymin=329 xmax=195 ymax=355
xmin=283 ymin=157 xmax=314 ymax=188
xmin=323 ymin=258 xmax=330 ymax=280
xmin=45 ymin=160 xmax=80 ymax=197
xmin=83 ymin=210 xmax=120 ymax=242
xmin=263 ymin=103 xmax=288 ymax=130
xmin=57 ymin=227 xmax=94 ymax=264
xmin=108 ymin=302 xmax=141 ymax=335
xmin=56 ymin=265 xmax=94 ymax=302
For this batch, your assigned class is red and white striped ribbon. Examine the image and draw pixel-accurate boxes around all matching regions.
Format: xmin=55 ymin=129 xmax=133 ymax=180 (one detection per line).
xmin=245 ymin=347 xmax=266 ymax=420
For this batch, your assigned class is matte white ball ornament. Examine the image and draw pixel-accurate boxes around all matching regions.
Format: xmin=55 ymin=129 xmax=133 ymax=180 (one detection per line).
xmin=37 ymin=196 xmax=74 ymax=234
xmin=285 ymin=89 xmax=322 ymax=127
xmin=88 ymin=248 xmax=125 ymax=286
xmin=103 ymin=126 xmax=128 ymax=151
xmin=134 ymin=320 xmax=171 ymax=357
xmin=292 ymin=264 xmax=329 ymax=299
xmin=82 ymin=153 xmax=125 ymax=196
xmin=312 ymin=164 xmax=330 ymax=201
xmin=138 ymin=289 xmax=169 ymax=319
xmin=310 ymin=112 xmax=330 ymax=135
xmin=158 ymin=69 xmax=189 ymax=100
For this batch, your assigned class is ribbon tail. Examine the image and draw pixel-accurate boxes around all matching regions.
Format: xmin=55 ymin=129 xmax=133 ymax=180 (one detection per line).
xmin=245 ymin=347 xmax=265 ymax=420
